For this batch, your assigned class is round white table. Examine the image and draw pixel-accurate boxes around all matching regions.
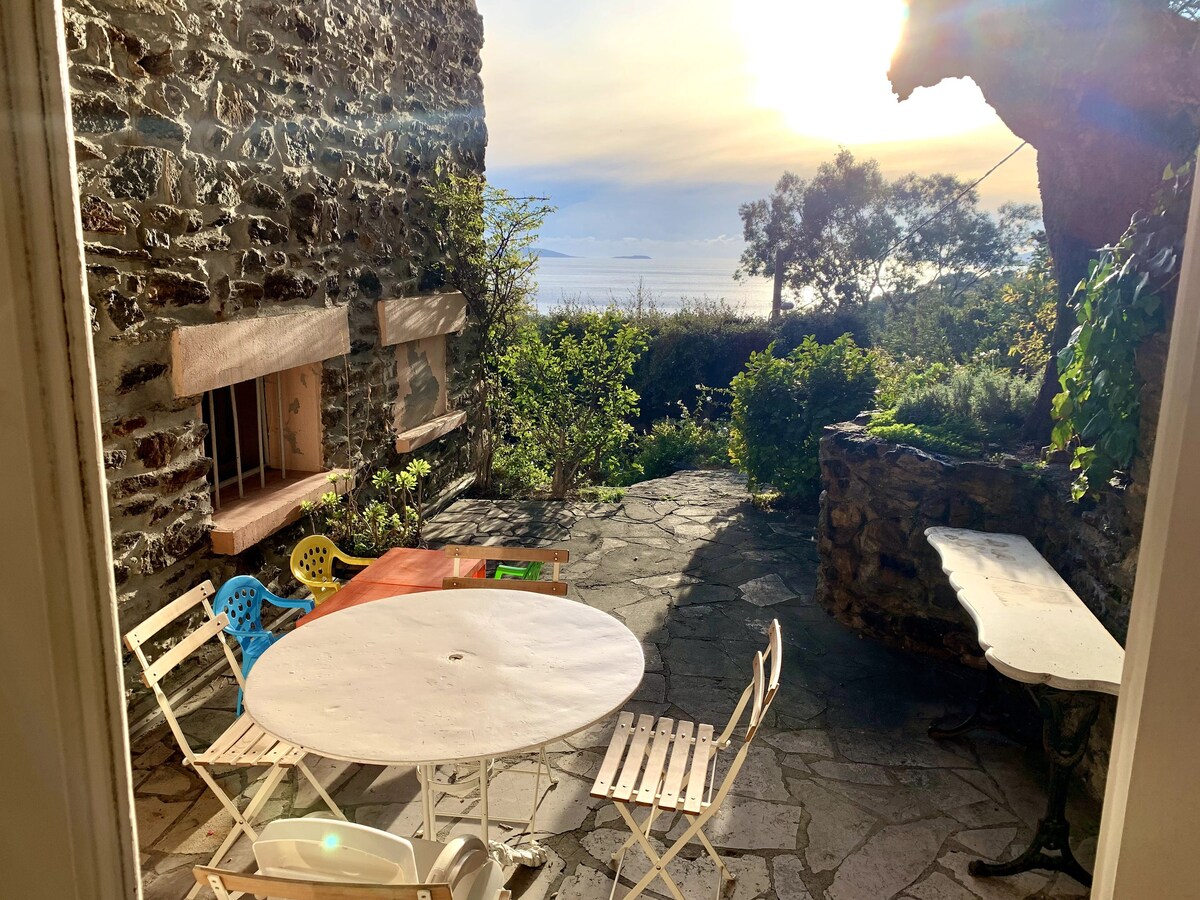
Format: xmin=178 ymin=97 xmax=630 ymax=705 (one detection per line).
xmin=245 ymin=589 xmax=645 ymax=843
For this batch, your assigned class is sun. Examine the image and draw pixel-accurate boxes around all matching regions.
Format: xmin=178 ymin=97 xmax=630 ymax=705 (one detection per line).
xmin=733 ymin=0 xmax=998 ymax=144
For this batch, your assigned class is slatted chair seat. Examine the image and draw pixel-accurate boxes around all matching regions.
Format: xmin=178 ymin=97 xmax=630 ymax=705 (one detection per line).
xmin=589 ymin=620 xmax=783 ymax=900
xmin=590 ymin=713 xmax=716 ymax=814
xmin=195 ymin=714 xmax=309 ymax=768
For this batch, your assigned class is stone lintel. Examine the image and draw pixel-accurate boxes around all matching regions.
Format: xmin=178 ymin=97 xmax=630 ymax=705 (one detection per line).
xmin=210 ymin=468 xmax=350 ymax=555
xmin=376 ymin=292 xmax=467 ymax=346
xmin=395 ymin=410 xmax=466 ymax=453
xmin=171 ymin=307 xmax=350 ymax=398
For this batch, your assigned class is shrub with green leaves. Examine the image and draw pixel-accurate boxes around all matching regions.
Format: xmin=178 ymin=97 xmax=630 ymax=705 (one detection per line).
xmin=490 ymin=439 xmax=550 ymax=498
xmin=866 ymin=408 xmax=983 ymax=458
xmin=729 ymin=334 xmax=877 ymax=501
xmin=632 ymin=403 xmax=731 ymax=482
xmin=1051 ymin=162 xmax=1191 ymax=499
xmin=868 ymin=364 xmax=1037 ymax=456
xmin=501 ymin=312 xmax=648 ymax=499
xmin=301 ymin=459 xmax=432 ymax=556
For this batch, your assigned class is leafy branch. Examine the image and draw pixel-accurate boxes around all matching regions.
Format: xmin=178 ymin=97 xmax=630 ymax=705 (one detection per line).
xmin=1051 ymin=162 xmax=1193 ymax=499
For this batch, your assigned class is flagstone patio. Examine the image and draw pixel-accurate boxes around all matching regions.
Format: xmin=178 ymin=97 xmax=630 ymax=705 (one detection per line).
xmin=132 ymin=469 xmax=1100 ymax=899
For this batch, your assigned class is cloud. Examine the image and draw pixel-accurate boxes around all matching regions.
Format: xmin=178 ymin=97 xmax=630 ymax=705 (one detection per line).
xmin=476 ymin=0 xmax=1041 ymax=253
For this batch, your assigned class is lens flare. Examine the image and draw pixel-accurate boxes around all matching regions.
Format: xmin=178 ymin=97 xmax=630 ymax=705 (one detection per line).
xmin=733 ymin=0 xmax=997 ymax=143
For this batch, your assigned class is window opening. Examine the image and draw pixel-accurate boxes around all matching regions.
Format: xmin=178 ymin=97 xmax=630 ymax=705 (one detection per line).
xmin=202 ymin=376 xmax=288 ymax=509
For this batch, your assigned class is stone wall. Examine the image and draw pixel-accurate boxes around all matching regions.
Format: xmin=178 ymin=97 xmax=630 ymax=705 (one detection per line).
xmin=817 ymin=423 xmax=1139 ymax=795
xmin=64 ymin=0 xmax=486 ymax=714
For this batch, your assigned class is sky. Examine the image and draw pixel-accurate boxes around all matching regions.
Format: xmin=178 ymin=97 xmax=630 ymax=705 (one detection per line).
xmin=474 ymin=0 xmax=1041 ymax=260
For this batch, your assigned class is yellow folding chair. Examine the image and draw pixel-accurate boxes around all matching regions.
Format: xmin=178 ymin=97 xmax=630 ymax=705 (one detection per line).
xmin=590 ymin=620 xmax=783 ymax=900
xmin=124 ymin=581 xmax=347 ymax=898
xmin=291 ymin=535 xmax=377 ymax=604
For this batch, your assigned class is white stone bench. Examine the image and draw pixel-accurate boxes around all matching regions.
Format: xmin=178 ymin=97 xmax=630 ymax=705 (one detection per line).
xmin=926 ymin=527 xmax=1123 ymax=695
xmin=925 ymin=526 xmax=1125 ymax=887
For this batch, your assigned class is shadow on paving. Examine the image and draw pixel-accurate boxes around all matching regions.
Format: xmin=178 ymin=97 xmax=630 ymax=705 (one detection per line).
xmin=132 ymin=469 xmax=1102 ymax=900
xmin=463 ymin=470 xmax=1102 ymax=900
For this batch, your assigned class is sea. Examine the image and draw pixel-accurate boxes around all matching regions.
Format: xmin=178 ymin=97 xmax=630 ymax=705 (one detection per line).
xmin=532 ymin=256 xmax=774 ymax=317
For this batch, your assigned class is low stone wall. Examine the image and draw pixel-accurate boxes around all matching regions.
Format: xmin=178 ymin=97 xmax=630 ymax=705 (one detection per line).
xmin=816 ymin=423 xmax=1138 ymax=796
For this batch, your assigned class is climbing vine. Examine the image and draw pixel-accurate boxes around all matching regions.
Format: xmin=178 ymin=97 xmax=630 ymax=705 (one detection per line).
xmin=1051 ymin=162 xmax=1194 ymax=500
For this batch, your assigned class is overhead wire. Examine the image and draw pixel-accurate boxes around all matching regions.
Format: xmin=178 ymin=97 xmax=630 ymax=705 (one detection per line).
xmin=868 ymin=140 xmax=1031 ymax=296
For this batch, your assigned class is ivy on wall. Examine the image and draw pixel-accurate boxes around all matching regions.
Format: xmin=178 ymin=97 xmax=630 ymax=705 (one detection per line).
xmin=1052 ymin=163 xmax=1194 ymax=499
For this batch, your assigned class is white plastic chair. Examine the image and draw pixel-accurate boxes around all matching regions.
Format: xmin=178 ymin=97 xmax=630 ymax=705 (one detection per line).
xmin=254 ymin=818 xmax=419 ymax=885
xmin=589 ymin=620 xmax=783 ymax=900
xmin=192 ymin=819 xmax=509 ymax=900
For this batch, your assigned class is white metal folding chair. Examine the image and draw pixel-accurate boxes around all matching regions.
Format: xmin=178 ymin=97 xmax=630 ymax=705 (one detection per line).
xmin=589 ymin=620 xmax=783 ymax=900
xmin=124 ymin=580 xmax=348 ymax=898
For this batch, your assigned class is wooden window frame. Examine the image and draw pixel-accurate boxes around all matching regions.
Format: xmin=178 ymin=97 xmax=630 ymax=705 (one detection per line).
xmin=376 ymin=293 xmax=468 ymax=453
xmin=170 ymin=311 xmax=351 ymax=554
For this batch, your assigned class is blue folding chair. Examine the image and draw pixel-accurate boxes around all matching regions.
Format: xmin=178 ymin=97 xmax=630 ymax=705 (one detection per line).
xmin=213 ymin=575 xmax=314 ymax=715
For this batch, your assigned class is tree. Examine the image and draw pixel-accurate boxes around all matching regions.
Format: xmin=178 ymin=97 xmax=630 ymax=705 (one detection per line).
xmin=427 ymin=172 xmax=553 ymax=491
xmin=736 ymin=172 xmax=805 ymax=322
xmin=886 ymin=174 xmax=1038 ymax=306
xmin=502 ymin=313 xmax=648 ymax=499
xmin=738 ymin=151 xmax=1037 ymax=317
xmin=793 ymin=150 xmax=896 ymax=309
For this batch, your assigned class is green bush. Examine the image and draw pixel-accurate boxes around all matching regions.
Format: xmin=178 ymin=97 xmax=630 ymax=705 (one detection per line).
xmin=773 ymin=307 xmax=872 ymax=354
xmin=628 ymin=301 xmax=773 ymax=425
xmin=892 ymin=366 xmax=1037 ymax=445
xmin=729 ymin=334 xmax=877 ymax=501
xmin=868 ymin=364 xmax=1037 ymax=455
xmin=632 ymin=404 xmax=731 ymax=482
xmin=501 ymin=311 xmax=647 ymax=499
xmin=866 ymin=408 xmax=983 ymax=457
xmin=489 ymin=440 xmax=549 ymax=498
xmin=301 ymin=460 xmax=431 ymax=556
xmin=541 ymin=300 xmax=871 ymax=427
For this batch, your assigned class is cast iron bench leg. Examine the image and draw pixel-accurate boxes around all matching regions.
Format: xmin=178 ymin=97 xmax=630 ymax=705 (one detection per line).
xmin=929 ymin=664 xmax=1000 ymax=739
xmin=968 ymin=685 xmax=1101 ymax=888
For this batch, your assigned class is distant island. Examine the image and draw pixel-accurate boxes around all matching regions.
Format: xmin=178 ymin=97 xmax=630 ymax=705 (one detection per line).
xmin=529 ymin=249 xmax=654 ymax=260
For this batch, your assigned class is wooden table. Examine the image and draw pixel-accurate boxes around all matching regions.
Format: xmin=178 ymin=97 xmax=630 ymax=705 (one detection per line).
xmin=298 ymin=547 xmax=485 ymax=626
xmin=926 ymin=527 xmax=1124 ymax=887
xmin=246 ymin=589 xmax=645 ymax=846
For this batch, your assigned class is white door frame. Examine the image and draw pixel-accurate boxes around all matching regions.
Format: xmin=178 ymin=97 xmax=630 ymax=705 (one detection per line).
xmin=2 ymin=0 xmax=1199 ymax=896
xmin=1091 ymin=157 xmax=1200 ymax=897
xmin=0 ymin=0 xmax=140 ymax=897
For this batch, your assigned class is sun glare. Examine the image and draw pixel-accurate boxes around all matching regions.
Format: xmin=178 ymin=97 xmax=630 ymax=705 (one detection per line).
xmin=734 ymin=0 xmax=998 ymax=144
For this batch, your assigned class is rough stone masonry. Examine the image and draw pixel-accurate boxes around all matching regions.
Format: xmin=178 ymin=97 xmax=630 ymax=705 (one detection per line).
xmin=816 ymin=423 xmax=1140 ymax=797
xmin=64 ymin=0 xmax=486 ymax=716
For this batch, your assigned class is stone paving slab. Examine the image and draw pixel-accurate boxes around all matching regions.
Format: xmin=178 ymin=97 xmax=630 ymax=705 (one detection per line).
xmin=132 ymin=470 xmax=1100 ymax=899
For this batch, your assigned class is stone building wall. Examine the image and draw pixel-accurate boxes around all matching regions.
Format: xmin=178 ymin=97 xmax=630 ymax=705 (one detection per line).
xmin=817 ymin=423 xmax=1139 ymax=795
xmin=64 ymin=0 xmax=486 ymax=716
